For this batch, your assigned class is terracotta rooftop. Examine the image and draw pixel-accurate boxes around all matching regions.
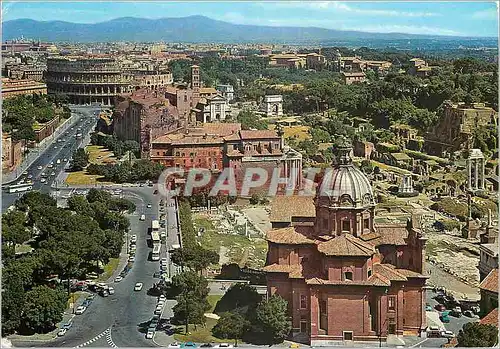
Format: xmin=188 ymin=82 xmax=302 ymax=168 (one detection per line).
xmin=373 ymin=264 xmax=407 ymax=281
xmin=263 ymin=264 xmax=305 ymax=279
xmin=480 ymin=308 xmax=498 ymax=327
xmin=480 ymin=268 xmax=498 ymax=293
xmin=267 ymin=227 xmax=315 ymax=245
xmin=196 ymin=123 xmax=241 ymax=137
xmin=240 ymin=130 xmax=279 ymax=140
xmin=395 ymin=268 xmax=428 ymax=279
xmin=373 ymin=224 xmax=408 ymax=246
xmin=317 ymin=234 xmax=376 ymax=257
xmin=269 ymin=196 xmax=316 ymax=222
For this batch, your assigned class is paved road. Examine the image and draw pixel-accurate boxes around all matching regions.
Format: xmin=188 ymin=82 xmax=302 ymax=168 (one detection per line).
xmin=2 ymin=106 xmax=100 ymax=211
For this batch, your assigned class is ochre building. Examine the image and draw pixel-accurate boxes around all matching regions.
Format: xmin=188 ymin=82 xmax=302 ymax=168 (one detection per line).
xmin=264 ymin=141 xmax=428 ymax=346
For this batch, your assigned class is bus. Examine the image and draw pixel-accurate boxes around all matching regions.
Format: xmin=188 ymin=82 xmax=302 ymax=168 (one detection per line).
xmin=7 ymin=182 xmax=33 ymax=193
xmin=151 ymin=231 xmax=160 ymax=245
xmin=152 ymin=244 xmax=161 ymax=261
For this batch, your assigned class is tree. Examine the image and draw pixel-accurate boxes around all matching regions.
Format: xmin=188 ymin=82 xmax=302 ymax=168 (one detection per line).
xmin=67 ymin=195 xmax=94 ymax=216
xmin=70 ymin=148 xmax=89 ymax=171
xmin=15 ymin=191 xmax=56 ymax=212
xmin=254 ymin=295 xmax=292 ymax=344
xmin=168 ymin=270 xmax=210 ymax=299
xmin=360 ymin=160 xmax=373 ymax=174
xmin=457 ymin=322 xmax=498 ymax=347
xmin=21 ymin=285 xmax=67 ymax=334
xmin=214 ymin=284 xmax=262 ymax=314
xmin=170 ymin=246 xmax=219 ymax=273
xmin=212 ymin=312 xmax=249 ymax=346
xmin=173 ymin=293 xmax=209 ymax=331
xmin=237 ymin=110 xmax=268 ymax=130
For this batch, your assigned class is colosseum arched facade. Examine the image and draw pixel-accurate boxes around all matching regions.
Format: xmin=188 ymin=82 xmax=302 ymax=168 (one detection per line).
xmin=45 ymin=57 xmax=133 ymax=106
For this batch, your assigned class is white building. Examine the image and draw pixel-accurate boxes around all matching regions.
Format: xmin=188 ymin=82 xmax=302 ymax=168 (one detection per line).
xmin=195 ymin=95 xmax=229 ymax=123
xmin=216 ymin=84 xmax=235 ymax=102
xmin=259 ymin=95 xmax=283 ymax=117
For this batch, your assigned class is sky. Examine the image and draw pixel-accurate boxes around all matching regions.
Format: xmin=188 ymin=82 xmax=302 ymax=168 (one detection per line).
xmin=2 ymin=1 xmax=499 ymax=37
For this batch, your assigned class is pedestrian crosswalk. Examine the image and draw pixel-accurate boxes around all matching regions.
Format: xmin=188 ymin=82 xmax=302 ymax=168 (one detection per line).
xmin=74 ymin=327 xmax=117 ymax=348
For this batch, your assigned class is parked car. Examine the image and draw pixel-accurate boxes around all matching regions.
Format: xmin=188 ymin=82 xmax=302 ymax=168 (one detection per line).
xmin=146 ymin=330 xmax=154 ymax=339
xmin=140 ymin=214 xmax=146 ymax=221
xmin=86 ymin=294 xmax=96 ymax=301
xmin=441 ymin=330 xmax=455 ymax=338
xmin=200 ymin=344 xmax=213 ymax=348
xmin=62 ymin=322 xmax=73 ymax=330
xmin=114 ymin=276 xmax=123 ymax=283
xmin=108 ymin=286 xmax=115 ymax=295
xmin=131 ymin=234 xmax=137 ymax=243
xmin=451 ymin=307 xmax=462 ymax=317
xmin=463 ymin=310 xmax=474 ymax=317
xmin=159 ymin=294 xmax=166 ymax=302
xmin=440 ymin=311 xmax=451 ymax=323
xmin=129 ymin=256 xmax=135 ymax=263
xmin=427 ymin=326 xmax=442 ymax=338
xmin=82 ymin=300 xmax=91 ymax=307
xmin=435 ymin=304 xmax=446 ymax=311
xmin=168 ymin=343 xmax=181 ymax=348
xmin=183 ymin=342 xmax=198 ymax=348
xmin=75 ymin=306 xmax=86 ymax=315
xmin=57 ymin=328 xmax=68 ymax=337
xmin=426 ymin=304 xmax=433 ymax=311
xmin=214 ymin=344 xmax=233 ymax=348
xmin=147 ymin=203 xmax=152 ymax=208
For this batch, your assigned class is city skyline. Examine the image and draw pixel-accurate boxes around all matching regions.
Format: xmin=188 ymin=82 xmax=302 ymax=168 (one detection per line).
xmin=2 ymin=1 xmax=499 ymax=38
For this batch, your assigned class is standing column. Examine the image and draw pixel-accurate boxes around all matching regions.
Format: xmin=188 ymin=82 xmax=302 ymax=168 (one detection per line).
xmin=310 ymin=288 xmax=319 ymax=336
xmin=467 ymin=159 xmax=472 ymax=190
xmin=474 ymin=160 xmax=479 ymax=191
xmin=480 ymin=159 xmax=485 ymax=190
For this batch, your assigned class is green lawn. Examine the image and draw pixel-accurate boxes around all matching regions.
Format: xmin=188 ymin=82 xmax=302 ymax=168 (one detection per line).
xmin=173 ymin=318 xmax=231 ymax=344
xmin=207 ymin=295 xmax=222 ymax=313
xmin=65 ymin=171 xmax=112 ymax=185
xmin=97 ymin=258 xmax=120 ymax=282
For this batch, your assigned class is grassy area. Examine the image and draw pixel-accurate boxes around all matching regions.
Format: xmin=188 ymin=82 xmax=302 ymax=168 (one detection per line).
xmin=173 ymin=318 xmax=230 ymax=344
xmin=370 ymin=160 xmax=412 ymax=175
xmin=15 ymin=243 xmax=33 ymax=254
xmin=194 ymin=215 xmax=268 ymax=268
xmin=65 ymin=171 xmax=111 ymax=185
xmin=97 ymin=258 xmax=120 ymax=282
xmin=86 ymin=145 xmax=116 ymax=165
xmin=207 ymin=295 xmax=222 ymax=313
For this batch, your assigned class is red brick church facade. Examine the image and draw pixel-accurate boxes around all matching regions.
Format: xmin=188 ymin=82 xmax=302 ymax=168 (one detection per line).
xmin=264 ymin=141 xmax=428 ymax=345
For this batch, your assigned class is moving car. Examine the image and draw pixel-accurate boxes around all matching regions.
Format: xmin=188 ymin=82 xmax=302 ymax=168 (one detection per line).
xmin=140 ymin=214 xmax=146 ymax=221
xmin=440 ymin=311 xmax=450 ymax=323
xmin=146 ymin=330 xmax=154 ymax=339
xmin=108 ymin=286 xmax=115 ymax=295
xmin=37 ymin=165 xmax=43 ymax=170
xmin=147 ymin=203 xmax=152 ymax=208
xmin=114 ymin=276 xmax=123 ymax=283
xmin=134 ymin=282 xmax=143 ymax=291
xmin=450 ymin=307 xmax=462 ymax=317
xmin=57 ymin=328 xmax=67 ymax=337
xmin=75 ymin=305 xmax=86 ymax=315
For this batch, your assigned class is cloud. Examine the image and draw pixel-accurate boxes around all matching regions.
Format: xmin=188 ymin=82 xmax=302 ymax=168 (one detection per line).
xmin=256 ymin=1 xmax=441 ymax=17
xmin=471 ymin=7 xmax=498 ymax=20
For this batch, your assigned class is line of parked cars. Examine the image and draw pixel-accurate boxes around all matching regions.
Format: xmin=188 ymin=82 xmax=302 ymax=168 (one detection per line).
xmin=433 ymin=292 xmax=480 ymax=323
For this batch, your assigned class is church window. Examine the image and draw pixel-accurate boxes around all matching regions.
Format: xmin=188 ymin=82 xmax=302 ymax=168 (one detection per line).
xmin=253 ymin=145 xmax=258 ymax=151
xmin=344 ymin=272 xmax=353 ymax=281
xmin=364 ymin=218 xmax=370 ymax=230
xmin=300 ymin=294 xmax=307 ymax=309
xmin=233 ymin=144 xmax=238 ymax=150
xmin=388 ymin=296 xmax=396 ymax=311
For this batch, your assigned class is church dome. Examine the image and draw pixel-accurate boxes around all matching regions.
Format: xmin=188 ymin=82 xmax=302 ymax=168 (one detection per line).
xmin=318 ymin=138 xmax=375 ymax=209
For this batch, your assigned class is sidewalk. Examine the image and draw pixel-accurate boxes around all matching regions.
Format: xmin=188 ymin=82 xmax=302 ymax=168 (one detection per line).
xmin=2 ymin=108 xmax=83 ymax=185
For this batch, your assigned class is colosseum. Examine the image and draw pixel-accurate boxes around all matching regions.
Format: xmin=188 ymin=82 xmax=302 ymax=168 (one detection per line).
xmin=45 ymin=57 xmax=133 ymax=106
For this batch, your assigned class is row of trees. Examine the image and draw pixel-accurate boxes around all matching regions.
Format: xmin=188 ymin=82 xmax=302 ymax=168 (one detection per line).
xmin=2 ymin=190 xmax=134 ymax=335
xmin=90 ymin=132 xmax=140 ymax=159
xmin=170 ymin=200 xmax=219 ymax=272
xmin=2 ymin=94 xmax=66 ymax=142
xmin=87 ymin=159 xmax=165 ymax=183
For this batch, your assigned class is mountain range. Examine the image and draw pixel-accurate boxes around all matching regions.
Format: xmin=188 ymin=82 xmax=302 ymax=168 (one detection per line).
xmin=2 ymin=15 xmax=492 ymax=44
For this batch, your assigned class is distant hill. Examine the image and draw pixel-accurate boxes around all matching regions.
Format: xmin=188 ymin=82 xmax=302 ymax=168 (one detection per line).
xmin=2 ymin=15 xmax=493 ymax=44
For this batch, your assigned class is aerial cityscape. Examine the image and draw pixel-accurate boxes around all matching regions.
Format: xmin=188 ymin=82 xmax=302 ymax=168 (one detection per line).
xmin=1 ymin=1 xmax=499 ymax=348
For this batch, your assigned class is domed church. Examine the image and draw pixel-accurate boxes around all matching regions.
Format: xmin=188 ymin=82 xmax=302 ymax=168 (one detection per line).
xmin=264 ymin=139 xmax=428 ymax=346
